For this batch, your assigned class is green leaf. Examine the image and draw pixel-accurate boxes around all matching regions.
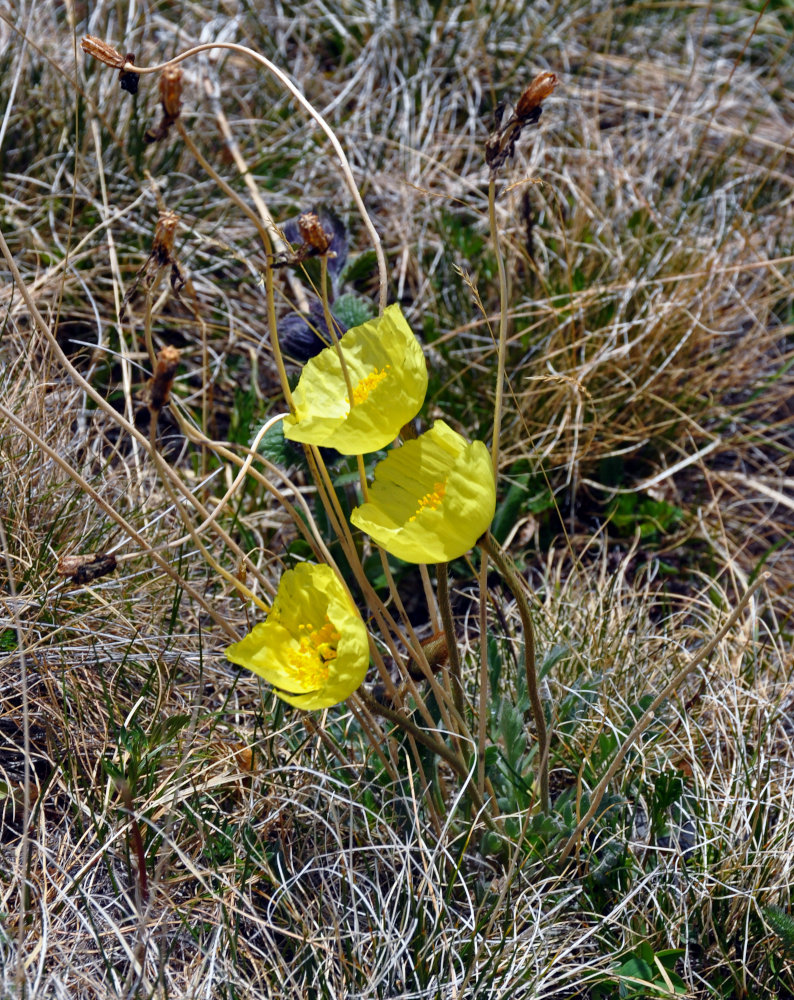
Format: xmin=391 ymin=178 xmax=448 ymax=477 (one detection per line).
xmin=764 ymin=905 xmax=794 ymax=952
xmin=499 ymin=700 xmax=526 ymax=769
xmin=0 ymin=629 xmax=17 ymax=652
xmin=340 ymin=250 xmax=377 ymax=285
xmin=256 ymin=419 xmax=290 ymax=466
xmin=538 ymin=643 xmax=571 ymax=679
xmin=333 ymin=291 xmax=376 ymax=329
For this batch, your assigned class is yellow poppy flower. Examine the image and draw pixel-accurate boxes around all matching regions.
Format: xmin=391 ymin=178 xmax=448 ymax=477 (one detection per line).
xmin=282 ymin=303 xmax=427 ymax=454
xmin=225 ymin=563 xmax=369 ymax=710
xmin=350 ymin=420 xmax=496 ymax=563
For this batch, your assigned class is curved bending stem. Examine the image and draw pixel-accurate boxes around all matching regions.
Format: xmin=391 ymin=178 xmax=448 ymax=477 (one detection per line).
xmin=112 ymin=41 xmax=388 ymax=313
xmin=488 ymin=176 xmax=509 ymax=478
xmin=481 ymin=532 xmax=549 ymax=813
xmin=437 ymin=563 xmax=464 ymax=720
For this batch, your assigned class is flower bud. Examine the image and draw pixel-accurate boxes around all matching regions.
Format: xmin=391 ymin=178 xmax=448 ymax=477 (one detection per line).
xmin=149 ymin=345 xmax=180 ymax=411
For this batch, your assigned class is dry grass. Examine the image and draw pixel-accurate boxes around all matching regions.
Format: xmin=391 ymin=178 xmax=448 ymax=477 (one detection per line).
xmin=1 ymin=0 xmax=793 ymax=997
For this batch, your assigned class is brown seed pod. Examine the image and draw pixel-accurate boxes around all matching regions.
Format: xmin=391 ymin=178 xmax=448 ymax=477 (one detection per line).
xmin=149 ymin=345 xmax=181 ymax=411
xmin=81 ymin=35 xmax=126 ymax=69
xmin=297 ymin=212 xmax=333 ymax=254
xmin=151 ymin=210 xmax=180 ymax=265
xmin=514 ymin=71 xmax=558 ymax=121
xmin=57 ymin=553 xmax=118 ymax=584
xmin=159 ymin=65 xmax=183 ymax=120
xmin=485 ymin=71 xmax=558 ymax=172
xmin=145 ymin=66 xmax=184 ymax=143
xmin=406 ymin=630 xmax=450 ymax=680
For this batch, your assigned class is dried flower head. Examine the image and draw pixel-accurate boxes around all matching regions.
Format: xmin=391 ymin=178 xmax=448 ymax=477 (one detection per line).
xmin=57 ymin=552 xmax=118 ymax=584
xmin=121 ymin=210 xmax=188 ymax=314
xmin=151 ymin=210 xmax=180 ymax=265
xmin=485 ymin=70 xmax=559 ymax=172
xmin=81 ymin=35 xmax=126 ymax=70
xmin=159 ymin=65 xmax=183 ymax=119
xmin=514 ymin=72 xmax=558 ymax=121
xmin=297 ymin=213 xmax=332 ymax=254
xmin=145 ymin=66 xmax=184 ymax=143
xmin=149 ymin=345 xmax=180 ymax=411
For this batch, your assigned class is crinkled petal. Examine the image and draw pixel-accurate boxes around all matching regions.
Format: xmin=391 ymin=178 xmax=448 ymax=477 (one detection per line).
xmin=225 ymin=563 xmax=369 ymax=709
xmin=350 ymin=420 xmax=496 ymax=563
xmin=283 ymin=303 xmax=427 ymax=454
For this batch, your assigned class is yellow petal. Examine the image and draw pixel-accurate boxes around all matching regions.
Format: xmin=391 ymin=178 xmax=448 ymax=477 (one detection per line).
xmin=350 ymin=420 xmax=496 ymax=563
xmin=282 ymin=303 xmax=427 ymax=454
xmin=225 ymin=563 xmax=369 ymax=709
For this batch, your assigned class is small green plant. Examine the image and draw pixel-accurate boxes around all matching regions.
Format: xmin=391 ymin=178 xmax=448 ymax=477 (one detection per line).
xmin=591 ymin=943 xmax=687 ymax=999
xmin=607 ymin=492 xmax=684 ymax=543
xmin=3 ymin=6 xmax=790 ymax=998
xmin=764 ymin=905 xmax=794 ymax=954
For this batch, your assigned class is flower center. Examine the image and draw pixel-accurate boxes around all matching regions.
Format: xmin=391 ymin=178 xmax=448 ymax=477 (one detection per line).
xmin=408 ymin=481 xmax=447 ymax=522
xmin=347 ymin=366 xmax=390 ymax=407
xmin=286 ymin=618 xmax=340 ymax=691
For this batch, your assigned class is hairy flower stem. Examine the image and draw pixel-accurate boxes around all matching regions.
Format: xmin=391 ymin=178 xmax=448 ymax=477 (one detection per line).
xmin=116 ymin=779 xmax=149 ymax=907
xmin=438 ymin=563 xmax=465 ymax=720
xmin=264 ymin=245 xmax=294 ymax=414
xmin=99 ymin=40 xmax=389 ymax=312
xmin=477 ymin=553 xmax=489 ymax=801
xmin=352 ymin=696 xmax=443 ymax=837
xmin=319 ymin=257 xmax=355 ymax=406
xmin=166 ymin=409 xmax=330 ymax=567
xmin=306 ymin=448 xmax=461 ymax=736
xmin=420 ymin=564 xmax=441 ymax=633
xmin=176 ymin=121 xmax=280 ymax=264
xmin=479 ymin=175 xmax=509 ymax=804
xmin=481 ymin=533 xmax=549 ymax=814
xmin=375 ymin=552 xmax=462 ymax=735
xmin=488 ymin=175 xmax=509 ymax=480
xmin=358 ymin=689 xmax=497 ymax=831
xmin=303 ymin=445 xmax=464 ymax=737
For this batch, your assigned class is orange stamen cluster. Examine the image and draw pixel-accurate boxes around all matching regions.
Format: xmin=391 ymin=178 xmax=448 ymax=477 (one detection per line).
xmin=409 ymin=482 xmax=446 ymax=522
xmin=287 ymin=619 xmax=340 ymax=691
xmin=348 ymin=367 xmax=390 ymax=407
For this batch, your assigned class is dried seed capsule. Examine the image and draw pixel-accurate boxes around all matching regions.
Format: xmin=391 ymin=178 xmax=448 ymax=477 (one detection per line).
xmin=151 ymin=210 xmax=179 ymax=265
xmin=297 ymin=212 xmax=332 ymax=254
xmin=149 ymin=345 xmax=181 ymax=411
xmin=514 ymin=71 xmax=558 ymax=121
xmin=405 ymin=630 xmax=449 ymax=679
xmin=159 ymin=65 xmax=183 ymax=119
xmin=57 ymin=553 xmax=118 ymax=584
xmin=81 ymin=35 xmax=126 ymax=69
